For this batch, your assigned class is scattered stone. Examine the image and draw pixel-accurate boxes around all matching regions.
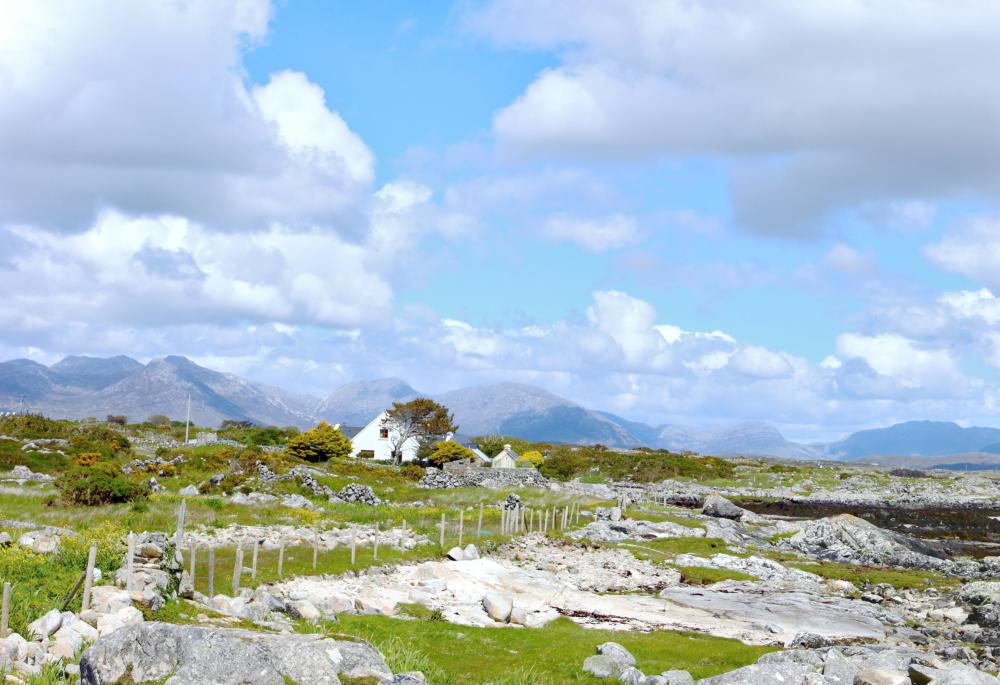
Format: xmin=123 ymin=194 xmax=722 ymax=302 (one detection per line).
xmin=482 ymin=592 xmax=513 ymax=623
xmin=178 ymin=485 xmax=199 ymax=496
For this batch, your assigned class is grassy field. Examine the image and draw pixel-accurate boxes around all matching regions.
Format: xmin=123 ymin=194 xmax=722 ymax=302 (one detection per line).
xmin=323 ymin=614 xmax=775 ymax=684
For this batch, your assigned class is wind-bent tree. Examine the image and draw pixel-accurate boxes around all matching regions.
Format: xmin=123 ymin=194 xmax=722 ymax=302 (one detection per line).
xmin=382 ymin=399 xmax=457 ymax=465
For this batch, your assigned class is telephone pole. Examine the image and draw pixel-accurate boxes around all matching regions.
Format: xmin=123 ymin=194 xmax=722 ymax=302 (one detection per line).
xmin=184 ymin=394 xmax=191 ymax=443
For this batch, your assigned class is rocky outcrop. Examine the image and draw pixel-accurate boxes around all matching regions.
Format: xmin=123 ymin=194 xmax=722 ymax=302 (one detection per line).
xmin=696 ymin=645 xmax=1000 ymax=684
xmin=785 ymin=514 xmax=948 ymax=570
xmin=79 ymin=622 xmax=395 ymax=685
xmin=701 ymin=494 xmax=747 ymax=520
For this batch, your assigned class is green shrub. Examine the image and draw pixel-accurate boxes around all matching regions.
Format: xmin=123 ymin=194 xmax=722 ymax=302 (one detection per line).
xmin=516 ymin=450 xmax=544 ymax=468
xmin=400 ymin=463 xmax=426 ymax=481
xmin=69 ymin=425 xmax=131 ymax=453
xmin=539 ymin=451 xmax=589 ymax=480
xmin=56 ymin=462 xmax=148 ymax=505
xmin=284 ymin=421 xmax=352 ymax=462
xmin=427 ymin=440 xmax=474 ymax=467
xmin=477 ymin=435 xmax=506 ymax=458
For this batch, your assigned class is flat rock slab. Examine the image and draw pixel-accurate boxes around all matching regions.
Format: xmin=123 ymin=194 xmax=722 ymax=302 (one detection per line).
xmin=274 ymin=557 xmax=891 ymax=645
xmin=658 ymin=585 xmax=890 ymax=643
xmin=79 ymin=622 xmax=393 ymax=685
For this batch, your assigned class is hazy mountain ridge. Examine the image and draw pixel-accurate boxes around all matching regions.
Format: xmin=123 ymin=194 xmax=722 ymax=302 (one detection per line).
xmin=6 ymin=355 xmax=1000 ymax=461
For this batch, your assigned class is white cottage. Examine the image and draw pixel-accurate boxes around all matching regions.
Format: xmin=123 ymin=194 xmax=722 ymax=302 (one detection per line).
xmin=348 ymin=410 xmax=419 ymax=462
xmin=491 ymin=444 xmax=518 ymax=469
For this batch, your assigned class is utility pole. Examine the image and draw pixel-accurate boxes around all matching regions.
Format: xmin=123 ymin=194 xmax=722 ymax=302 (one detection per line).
xmin=184 ymin=394 xmax=191 ymax=443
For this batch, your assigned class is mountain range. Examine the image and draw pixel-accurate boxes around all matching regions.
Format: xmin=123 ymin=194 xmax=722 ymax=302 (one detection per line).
xmin=4 ymin=355 xmax=1000 ymax=464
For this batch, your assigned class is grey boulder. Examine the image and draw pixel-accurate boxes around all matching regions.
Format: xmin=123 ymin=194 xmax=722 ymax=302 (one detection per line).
xmin=701 ymin=494 xmax=745 ymax=520
xmin=79 ymin=621 xmax=393 ymax=685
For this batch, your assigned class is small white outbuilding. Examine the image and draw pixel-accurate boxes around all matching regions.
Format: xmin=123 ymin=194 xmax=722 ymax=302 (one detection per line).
xmin=491 ymin=444 xmax=518 ymax=469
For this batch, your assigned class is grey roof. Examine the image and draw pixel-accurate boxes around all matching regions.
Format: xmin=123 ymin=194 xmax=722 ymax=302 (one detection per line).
xmin=340 ymin=425 xmax=363 ymax=439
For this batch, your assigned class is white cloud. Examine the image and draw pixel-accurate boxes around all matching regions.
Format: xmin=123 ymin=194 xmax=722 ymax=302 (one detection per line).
xmin=470 ymin=0 xmax=1000 ymax=234
xmin=824 ymin=244 xmax=875 ymax=274
xmin=926 ymin=216 xmax=1000 ymax=288
xmin=835 ymin=333 xmax=959 ymax=391
xmin=0 ymin=0 xmax=372 ymax=231
xmin=726 ymin=346 xmax=794 ymax=379
xmin=544 ymin=214 xmax=639 ymax=252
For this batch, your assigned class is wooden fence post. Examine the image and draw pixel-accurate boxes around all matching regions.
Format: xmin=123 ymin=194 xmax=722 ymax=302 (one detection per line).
xmin=278 ymin=542 xmax=285 ymax=578
xmin=458 ymin=510 xmax=464 ymax=547
xmin=439 ymin=513 xmax=446 ymax=549
xmin=174 ymin=498 xmax=186 ymax=558
xmin=477 ymin=503 xmax=483 ymax=539
xmin=81 ymin=544 xmax=97 ymax=611
xmin=233 ymin=547 xmax=243 ymax=594
xmin=207 ymin=547 xmax=215 ymax=598
xmin=127 ymin=532 xmax=135 ymax=592
xmin=1 ymin=582 xmax=10 ymax=638
xmin=313 ymin=530 xmax=319 ymax=571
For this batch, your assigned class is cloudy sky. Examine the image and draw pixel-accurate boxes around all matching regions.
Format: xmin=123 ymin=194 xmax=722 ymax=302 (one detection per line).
xmin=3 ymin=0 xmax=1000 ymax=441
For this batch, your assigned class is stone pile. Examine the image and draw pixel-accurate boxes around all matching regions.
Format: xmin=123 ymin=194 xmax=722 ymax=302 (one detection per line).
xmin=121 ymin=454 xmax=185 ymax=476
xmin=335 ymin=483 xmax=382 ymax=506
xmin=501 ymin=493 xmax=522 ymax=510
xmin=290 ymin=465 xmax=335 ymax=498
xmin=113 ymin=532 xmax=178 ymax=611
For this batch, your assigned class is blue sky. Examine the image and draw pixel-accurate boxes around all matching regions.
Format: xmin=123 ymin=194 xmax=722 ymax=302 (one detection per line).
xmin=3 ymin=0 xmax=1000 ymax=440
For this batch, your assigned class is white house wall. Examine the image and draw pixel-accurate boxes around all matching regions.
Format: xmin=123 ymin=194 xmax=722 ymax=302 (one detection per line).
xmin=349 ymin=411 xmax=419 ymax=462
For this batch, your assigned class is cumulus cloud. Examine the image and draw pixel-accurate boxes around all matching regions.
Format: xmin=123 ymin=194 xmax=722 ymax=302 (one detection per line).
xmin=0 ymin=0 xmax=372 ymax=231
xmin=544 ymin=214 xmax=639 ymax=252
xmin=925 ymin=216 xmax=1000 ymax=288
xmin=470 ymin=0 xmax=1000 ymax=234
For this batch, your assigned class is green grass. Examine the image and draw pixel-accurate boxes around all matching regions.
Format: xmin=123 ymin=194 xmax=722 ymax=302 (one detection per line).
xmin=783 ymin=559 xmax=959 ymax=590
xmin=667 ymin=565 xmax=757 ymax=585
xmin=316 ymin=615 xmax=774 ymax=684
xmin=628 ymin=510 xmax=705 ymax=529
xmin=619 ymin=537 xmax=744 ymax=560
xmin=0 ymin=521 xmax=125 ymax=636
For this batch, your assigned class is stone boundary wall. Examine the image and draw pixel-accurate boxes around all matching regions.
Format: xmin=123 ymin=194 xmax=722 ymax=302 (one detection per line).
xmin=420 ymin=465 xmax=548 ymax=489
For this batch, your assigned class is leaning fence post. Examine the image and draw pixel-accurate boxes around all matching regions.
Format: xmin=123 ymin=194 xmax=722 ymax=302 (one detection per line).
xmin=477 ymin=503 xmax=484 ymax=538
xmin=1 ymin=582 xmax=10 ymax=638
xmin=207 ymin=547 xmax=215 ymax=597
xmin=439 ymin=512 xmax=446 ymax=549
xmin=81 ymin=544 xmax=97 ymax=611
xmin=233 ymin=546 xmax=243 ymax=594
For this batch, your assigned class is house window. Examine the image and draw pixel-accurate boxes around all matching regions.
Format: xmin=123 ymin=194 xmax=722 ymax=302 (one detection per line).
xmin=379 ymin=428 xmax=389 ymax=439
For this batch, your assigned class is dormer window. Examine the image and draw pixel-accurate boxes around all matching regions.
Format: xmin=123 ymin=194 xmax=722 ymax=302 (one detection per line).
xmin=379 ymin=428 xmax=389 ymax=439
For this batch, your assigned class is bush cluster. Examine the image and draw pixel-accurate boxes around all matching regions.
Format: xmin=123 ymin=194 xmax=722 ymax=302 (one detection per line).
xmin=56 ymin=462 xmax=149 ymax=505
